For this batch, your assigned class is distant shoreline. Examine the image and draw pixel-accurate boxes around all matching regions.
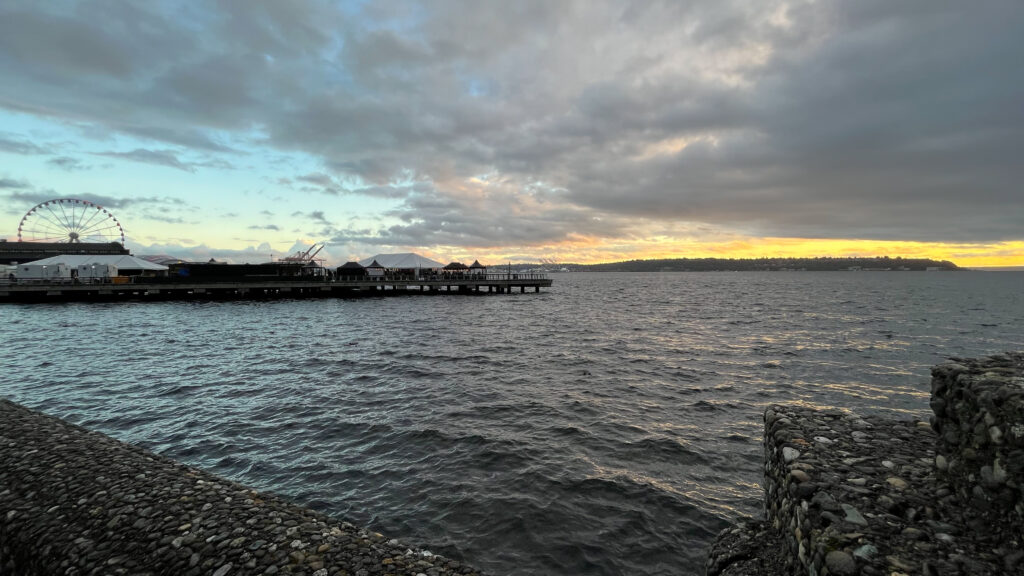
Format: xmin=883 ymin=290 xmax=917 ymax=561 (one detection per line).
xmin=512 ymin=256 xmax=961 ymax=273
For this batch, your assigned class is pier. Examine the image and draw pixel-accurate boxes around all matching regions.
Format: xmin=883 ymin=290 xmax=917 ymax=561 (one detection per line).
xmin=0 ymin=273 xmax=552 ymax=303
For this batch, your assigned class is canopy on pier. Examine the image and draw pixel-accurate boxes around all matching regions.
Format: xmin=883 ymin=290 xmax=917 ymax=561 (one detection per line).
xmin=137 ymin=254 xmax=186 ymax=266
xmin=23 ymin=254 xmax=168 ymax=272
xmin=358 ymin=253 xmax=444 ymax=269
xmin=337 ymin=261 xmax=366 ymax=272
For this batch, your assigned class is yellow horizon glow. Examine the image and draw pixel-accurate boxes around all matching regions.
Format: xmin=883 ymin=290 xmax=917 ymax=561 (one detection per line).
xmin=451 ymin=237 xmax=1024 ymax=268
xmin=5 ymin=232 xmax=1021 ymax=268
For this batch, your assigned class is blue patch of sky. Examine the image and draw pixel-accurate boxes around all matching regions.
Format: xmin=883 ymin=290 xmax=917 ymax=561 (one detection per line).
xmin=0 ymin=110 xmax=403 ymax=247
xmin=464 ymin=77 xmax=487 ymax=98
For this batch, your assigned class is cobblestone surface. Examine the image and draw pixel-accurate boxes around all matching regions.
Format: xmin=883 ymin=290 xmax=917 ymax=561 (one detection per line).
xmin=931 ymin=353 xmax=1024 ymax=540
xmin=0 ymin=399 xmax=485 ymax=576
xmin=707 ymin=353 xmax=1024 ymax=576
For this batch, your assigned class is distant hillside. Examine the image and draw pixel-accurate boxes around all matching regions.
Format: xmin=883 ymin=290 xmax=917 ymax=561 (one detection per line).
xmin=510 ymin=256 xmax=960 ymax=272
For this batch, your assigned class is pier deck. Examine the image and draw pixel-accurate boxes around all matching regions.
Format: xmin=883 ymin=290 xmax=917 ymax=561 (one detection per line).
xmin=0 ymin=274 xmax=552 ymax=303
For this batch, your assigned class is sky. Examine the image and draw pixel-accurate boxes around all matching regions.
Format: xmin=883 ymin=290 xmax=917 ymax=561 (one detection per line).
xmin=0 ymin=0 xmax=1022 ymax=267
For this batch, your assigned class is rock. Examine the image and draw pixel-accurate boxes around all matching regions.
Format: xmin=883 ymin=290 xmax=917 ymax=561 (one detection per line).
xmin=790 ymin=469 xmax=810 ymax=483
xmin=783 ymin=447 xmax=801 ymax=462
xmin=1005 ymin=549 xmax=1024 ymax=570
xmin=886 ymin=477 xmax=909 ymax=490
xmin=900 ymin=527 xmax=926 ymax=540
xmin=212 ymin=564 xmax=232 ymax=576
xmin=992 ymin=458 xmax=1008 ymax=484
xmin=989 ymin=426 xmax=1004 ymax=445
xmin=853 ymin=543 xmax=878 ymax=560
xmin=811 ymin=491 xmax=840 ymax=512
xmin=841 ymin=503 xmax=868 ymax=527
xmin=825 ymin=550 xmax=857 ymax=576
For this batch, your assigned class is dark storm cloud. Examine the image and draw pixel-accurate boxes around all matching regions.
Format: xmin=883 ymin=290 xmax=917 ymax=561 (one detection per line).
xmin=556 ymin=2 xmax=1024 ymax=242
xmin=1 ymin=0 xmax=1022 ymax=245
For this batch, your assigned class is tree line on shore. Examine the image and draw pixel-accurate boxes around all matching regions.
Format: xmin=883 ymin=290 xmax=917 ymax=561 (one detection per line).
xmin=511 ymin=256 xmax=960 ymax=272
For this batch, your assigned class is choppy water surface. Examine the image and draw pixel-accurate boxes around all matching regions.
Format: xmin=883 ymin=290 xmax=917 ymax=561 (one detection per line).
xmin=2 ymin=272 xmax=1022 ymax=575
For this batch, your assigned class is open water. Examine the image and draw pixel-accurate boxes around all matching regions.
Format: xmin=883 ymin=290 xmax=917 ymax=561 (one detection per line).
xmin=1 ymin=271 xmax=1023 ymax=575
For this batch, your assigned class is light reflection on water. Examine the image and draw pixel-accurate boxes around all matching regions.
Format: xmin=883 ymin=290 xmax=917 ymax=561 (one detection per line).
xmin=1 ymin=271 xmax=1022 ymax=576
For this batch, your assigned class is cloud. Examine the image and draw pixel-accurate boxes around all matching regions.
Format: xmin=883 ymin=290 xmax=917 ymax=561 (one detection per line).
xmin=1 ymin=189 xmax=188 ymax=213
xmin=248 ymin=224 xmax=281 ymax=231
xmin=142 ymin=213 xmax=189 ymax=225
xmin=94 ymin=148 xmax=197 ymax=172
xmin=296 ymin=172 xmax=334 ymax=187
xmin=0 ymin=178 xmax=30 ymax=189
xmin=47 ymin=156 xmax=91 ymax=171
xmin=2 ymin=191 xmax=70 ymax=207
xmin=126 ymin=240 xmax=277 ymax=264
xmin=0 ymin=134 xmax=49 ymax=155
xmin=291 ymin=210 xmax=331 ymax=224
xmin=1 ymin=0 xmax=1022 ymax=248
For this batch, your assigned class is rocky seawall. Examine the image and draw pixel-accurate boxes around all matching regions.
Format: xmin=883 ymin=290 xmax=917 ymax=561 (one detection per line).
xmin=706 ymin=352 xmax=1024 ymax=576
xmin=0 ymin=399 xmax=483 ymax=576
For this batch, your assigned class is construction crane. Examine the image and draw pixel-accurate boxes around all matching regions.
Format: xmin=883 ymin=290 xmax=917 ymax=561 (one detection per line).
xmin=280 ymin=242 xmax=325 ymax=263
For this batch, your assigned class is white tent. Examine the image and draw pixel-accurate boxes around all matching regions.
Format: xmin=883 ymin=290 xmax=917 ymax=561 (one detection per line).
xmin=23 ymin=254 xmax=169 ymax=272
xmin=358 ymin=253 xmax=444 ymax=269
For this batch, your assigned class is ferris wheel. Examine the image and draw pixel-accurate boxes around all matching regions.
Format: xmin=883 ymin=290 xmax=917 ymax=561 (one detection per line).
xmin=17 ymin=198 xmax=126 ymax=244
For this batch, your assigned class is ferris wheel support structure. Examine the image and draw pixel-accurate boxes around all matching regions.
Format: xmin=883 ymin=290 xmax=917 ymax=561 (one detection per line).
xmin=17 ymin=198 xmax=126 ymax=244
